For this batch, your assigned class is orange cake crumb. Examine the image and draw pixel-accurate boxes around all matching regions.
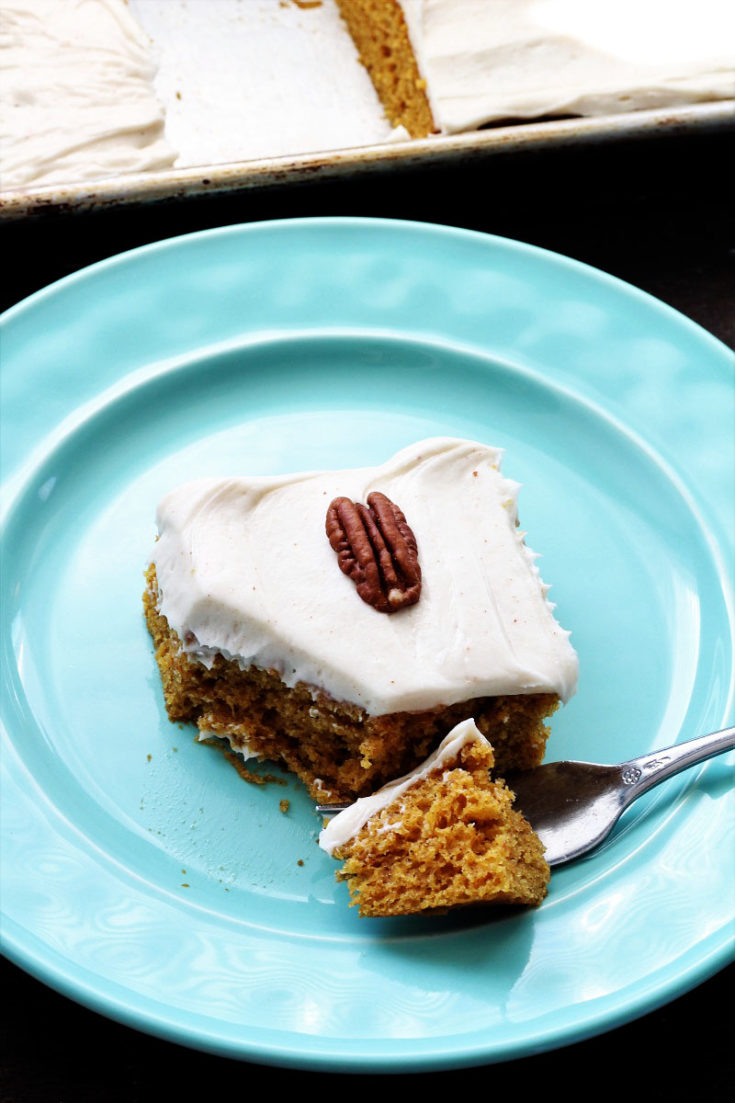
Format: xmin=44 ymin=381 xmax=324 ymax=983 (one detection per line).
xmin=336 ymin=0 xmax=436 ymax=137
xmin=321 ymin=723 xmax=549 ymax=917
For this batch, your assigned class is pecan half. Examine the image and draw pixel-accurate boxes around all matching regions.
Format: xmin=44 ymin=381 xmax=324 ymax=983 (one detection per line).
xmin=325 ymin=491 xmax=422 ymax=614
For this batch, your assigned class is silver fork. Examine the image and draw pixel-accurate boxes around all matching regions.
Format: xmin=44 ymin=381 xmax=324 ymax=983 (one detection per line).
xmin=317 ymin=726 xmax=735 ymax=866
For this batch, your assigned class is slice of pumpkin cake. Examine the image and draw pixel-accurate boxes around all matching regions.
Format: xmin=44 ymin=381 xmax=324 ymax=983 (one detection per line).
xmin=144 ymin=438 xmax=578 ymax=802
xmin=319 ymin=718 xmax=549 ymax=916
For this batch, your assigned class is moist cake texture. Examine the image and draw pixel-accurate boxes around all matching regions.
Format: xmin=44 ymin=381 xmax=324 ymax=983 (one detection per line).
xmin=144 ymin=438 xmax=578 ymax=800
xmin=319 ymin=718 xmax=550 ymax=915
xmin=335 ymin=0 xmax=436 ymax=138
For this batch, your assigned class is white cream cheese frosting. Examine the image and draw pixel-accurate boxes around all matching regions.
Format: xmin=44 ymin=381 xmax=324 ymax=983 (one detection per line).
xmin=319 ymin=717 xmax=488 ymax=854
xmin=0 ymin=0 xmax=176 ymax=189
xmin=399 ymin=0 xmax=735 ymax=132
xmin=150 ymin=438 xmax=579 ymax=717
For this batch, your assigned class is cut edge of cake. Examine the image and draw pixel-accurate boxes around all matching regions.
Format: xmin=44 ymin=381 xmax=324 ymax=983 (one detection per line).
xmin=335 ymin=0 xmax=437 ymax=138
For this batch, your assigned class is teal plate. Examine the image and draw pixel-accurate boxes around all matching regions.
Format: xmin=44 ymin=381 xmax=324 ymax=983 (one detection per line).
xmin=1 ymin=217 xmax=733 ymax=1071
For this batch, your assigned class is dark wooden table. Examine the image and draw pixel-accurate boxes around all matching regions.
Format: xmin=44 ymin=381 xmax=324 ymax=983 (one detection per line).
xmin=2 ymin=123 xmax=733 ymax=1101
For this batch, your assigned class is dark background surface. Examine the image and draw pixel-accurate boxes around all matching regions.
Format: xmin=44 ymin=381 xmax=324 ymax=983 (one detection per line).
xmin=2 ymin=955 xmax=732 ymax=1102
xmin=2 ymin=123 xmax=734 ymax=1101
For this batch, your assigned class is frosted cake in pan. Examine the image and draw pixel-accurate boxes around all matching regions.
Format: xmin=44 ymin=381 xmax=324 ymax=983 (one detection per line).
xmin=3 ymin=0 xmax=733 ymax=191
xmin=340 ymin=0 xmax=735 ymax=137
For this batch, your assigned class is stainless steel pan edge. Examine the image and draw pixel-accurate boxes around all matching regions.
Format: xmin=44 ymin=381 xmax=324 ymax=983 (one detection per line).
xmin=2 ymin=101 xmax=732 ymax=220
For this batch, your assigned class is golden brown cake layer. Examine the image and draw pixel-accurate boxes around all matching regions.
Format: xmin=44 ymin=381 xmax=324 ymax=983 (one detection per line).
xmin=144 ymin=565 xmax=558 ymax=801
xmin=336 ymin=0 xmax=436 ymax=138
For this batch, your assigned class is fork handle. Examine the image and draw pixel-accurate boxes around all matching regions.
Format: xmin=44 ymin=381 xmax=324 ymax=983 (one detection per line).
xmin=618 ymin=725 xmax=735 ymax=807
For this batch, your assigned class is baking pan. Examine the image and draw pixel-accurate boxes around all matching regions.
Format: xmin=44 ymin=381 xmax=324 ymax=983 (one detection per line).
xmin=2 ymin=100 xmax=733 ymax=221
